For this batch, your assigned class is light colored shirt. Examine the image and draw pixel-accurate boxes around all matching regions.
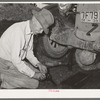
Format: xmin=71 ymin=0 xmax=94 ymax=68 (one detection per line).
xmin=0 ymin=20 xmax=40 ymax=77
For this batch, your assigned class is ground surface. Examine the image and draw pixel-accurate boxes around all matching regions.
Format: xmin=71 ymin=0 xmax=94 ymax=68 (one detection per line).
xmin=38 ymin=63 xmax=100 ymax=89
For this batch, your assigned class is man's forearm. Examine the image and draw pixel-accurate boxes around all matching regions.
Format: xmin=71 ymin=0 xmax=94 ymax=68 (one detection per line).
xmin=26 ymin=50 xmax=40 ymax=67
xmin=12 ymin=60 xmax=35 ymax=78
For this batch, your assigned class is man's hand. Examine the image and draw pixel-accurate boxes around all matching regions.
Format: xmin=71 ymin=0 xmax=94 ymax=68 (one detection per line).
xmin=33 ymin=72 xmax=46 ymax=80
xmin=36 ymin=63 xmax=47 ymax=74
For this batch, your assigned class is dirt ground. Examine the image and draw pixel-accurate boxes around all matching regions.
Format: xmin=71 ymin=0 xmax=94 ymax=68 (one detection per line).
xmin=38 ymin=63 xmax=100 ymax=89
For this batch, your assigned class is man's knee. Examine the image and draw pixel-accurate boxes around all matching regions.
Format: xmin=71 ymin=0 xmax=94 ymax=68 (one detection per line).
xmin=31 ymin=79 xmax=39 ymax=89
xmin=14 ymin=78 xmax=39 ymax=89
xmin=1 ymin=73 xmax=39 ymax=89
xmin=20 ymin=78 xmax=39 ymax=89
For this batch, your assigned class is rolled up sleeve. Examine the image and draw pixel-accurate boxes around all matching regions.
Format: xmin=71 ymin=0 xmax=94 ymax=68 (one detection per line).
xmin=26 ymin=50 xmax=40 ymax=67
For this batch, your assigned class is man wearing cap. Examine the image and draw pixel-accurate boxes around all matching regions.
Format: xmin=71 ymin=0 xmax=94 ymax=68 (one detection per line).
xmin=0 ymin=8 xmax=54 ymax=89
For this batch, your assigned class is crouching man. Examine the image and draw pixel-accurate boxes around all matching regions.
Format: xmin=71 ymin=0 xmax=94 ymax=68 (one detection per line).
xmin=0 ymin=8 xmax=54 ymax=89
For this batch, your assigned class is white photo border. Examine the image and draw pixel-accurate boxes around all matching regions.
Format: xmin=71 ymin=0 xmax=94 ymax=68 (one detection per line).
xmin=0 ymin=1 xmax=99 ymax=98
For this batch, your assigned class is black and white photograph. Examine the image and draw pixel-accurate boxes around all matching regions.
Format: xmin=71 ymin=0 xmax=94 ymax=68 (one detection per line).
xmin=0 ymin=1 xmax=100 ymax=98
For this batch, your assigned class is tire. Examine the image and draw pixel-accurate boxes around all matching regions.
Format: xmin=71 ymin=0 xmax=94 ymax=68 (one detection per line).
xmin=41 ymin=35 xmax=69 ymax=58
xmin=75 ymin=49 xmax=97 ymax=71
xmin=33 ymin=34 xmax=70 ymax=67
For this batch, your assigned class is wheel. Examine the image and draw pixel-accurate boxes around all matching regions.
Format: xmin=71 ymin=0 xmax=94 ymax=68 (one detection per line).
xmin=75 ymin=49 xmax=97 ymax=71
xmin=41 ymin=35 xmax=69 ymax=58
xmin=33 ymin=34 xmax=72 ymax=67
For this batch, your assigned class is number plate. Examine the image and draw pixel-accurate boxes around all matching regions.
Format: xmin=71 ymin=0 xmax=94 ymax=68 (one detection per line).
xmin=80 ymin=11 xmax=100 ymax=23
